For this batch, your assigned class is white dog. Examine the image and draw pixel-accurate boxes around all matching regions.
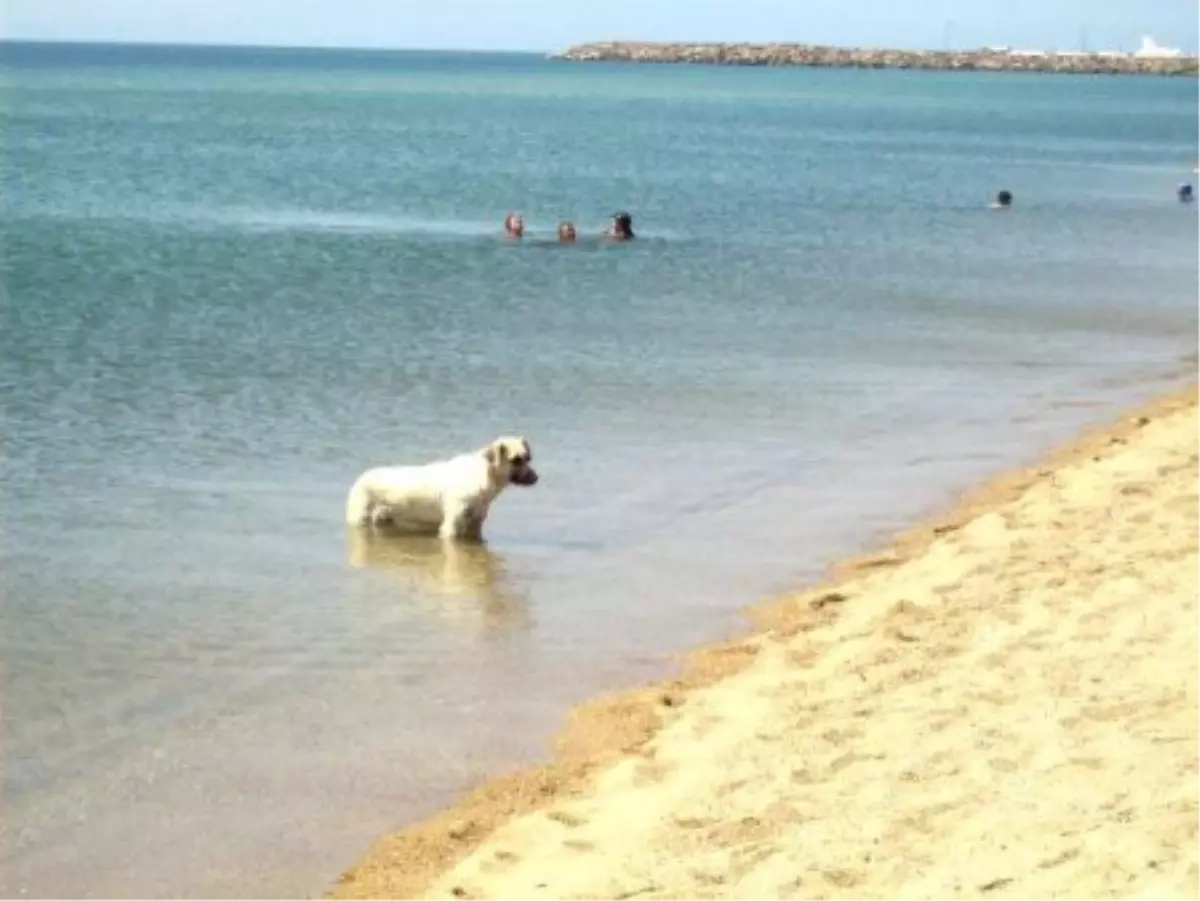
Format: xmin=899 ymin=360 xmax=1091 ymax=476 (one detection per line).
xmin=345 ymin=436 xmax=537 ymax=541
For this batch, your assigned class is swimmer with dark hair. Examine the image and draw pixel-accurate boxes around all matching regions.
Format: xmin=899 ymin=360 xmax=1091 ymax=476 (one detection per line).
xmin=503 ymin=212 xmax=525 ymax=238
xmin=990 ymin=190 xmax=1013 ymax=210
xmin=606 ymin=211 xmax=635 ymax=240
xmin=1178 ymin=183 xmax=1194 ymax=203
xmin=557 ymin=220 xmax=577 ymax=242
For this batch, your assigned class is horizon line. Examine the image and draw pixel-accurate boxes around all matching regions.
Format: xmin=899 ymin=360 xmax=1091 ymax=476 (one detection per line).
xmin=0 ymin=36 xmax=554 ymax=55
xmin=3 ymin=35 xmax=1196 ymax=58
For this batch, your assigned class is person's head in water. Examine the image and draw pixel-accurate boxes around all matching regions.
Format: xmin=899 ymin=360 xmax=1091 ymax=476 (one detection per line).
xmin=994 ymin=190 xmax=1013 ymax=209
xmin=503 ymin=212 xmax=525 ymax=238
xmin=1178 ymin=183 xmax=1194 ymax=203
xmin=608 ymin=211 xmax=635 ymax=240
xmin=557 ymin=220 xmax=577 ymax=242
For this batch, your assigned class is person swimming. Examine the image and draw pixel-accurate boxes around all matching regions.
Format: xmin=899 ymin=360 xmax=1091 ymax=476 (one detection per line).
xmin=557 ymin=220 xmax=577 ymax=242
xmin=991 ymin=190 xmax=1013 ymax=210
xmin=503 ymin=212 xmax=525 ymax=238
xmin=606 ymin=211 xmax=635 ymax=240
xmin=1178 ymin=183 xmax=1194 ymax=203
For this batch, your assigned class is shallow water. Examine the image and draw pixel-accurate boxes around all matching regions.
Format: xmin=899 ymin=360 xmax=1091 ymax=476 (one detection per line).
xmin=1 ymin=43 xmax=1196 ymax=898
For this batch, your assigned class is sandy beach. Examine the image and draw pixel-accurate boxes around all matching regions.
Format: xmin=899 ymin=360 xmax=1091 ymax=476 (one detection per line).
xmin=333 ymin=384 xmax=1199 ymax=901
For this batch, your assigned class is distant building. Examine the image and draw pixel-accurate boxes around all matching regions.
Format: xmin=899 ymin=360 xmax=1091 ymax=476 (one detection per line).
xmin=1134 ymin=35 xmax=1184 ymax=58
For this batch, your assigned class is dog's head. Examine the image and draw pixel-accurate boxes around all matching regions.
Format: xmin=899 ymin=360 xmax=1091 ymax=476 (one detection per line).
xmin=484 ymin=436 xmax=538 ymax=487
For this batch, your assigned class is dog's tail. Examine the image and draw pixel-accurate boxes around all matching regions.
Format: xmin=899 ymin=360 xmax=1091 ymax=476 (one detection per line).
xmin=345 ymin=476 xmax=373 ymax=526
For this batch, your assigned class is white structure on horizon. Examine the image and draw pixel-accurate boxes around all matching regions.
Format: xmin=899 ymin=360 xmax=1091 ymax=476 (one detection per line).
xmin=1133 ymin=35 xmax=1184 ymax=58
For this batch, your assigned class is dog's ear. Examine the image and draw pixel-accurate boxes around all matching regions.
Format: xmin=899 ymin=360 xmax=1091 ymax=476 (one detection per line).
xmin=485 ymin=443 xmax=509 ymax=467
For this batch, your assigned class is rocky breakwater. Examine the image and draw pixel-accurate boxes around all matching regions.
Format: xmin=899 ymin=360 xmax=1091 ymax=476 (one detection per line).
xmin=553 ymin=42 xmax=1199 ymax=76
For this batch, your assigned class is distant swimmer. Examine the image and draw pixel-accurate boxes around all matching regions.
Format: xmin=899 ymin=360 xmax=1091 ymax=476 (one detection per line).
xmin=1178 ymin=183 xmax=1194 ymax=203
xmin=990 ymin=190 xmax=1013 ymax=210
xmin=503 ymin=212 xmax=525 ymax=238
xmin=557 ymin=220 xmax=577 ymax=242
xmin=606 ymin=211 xmax=635 ymax=240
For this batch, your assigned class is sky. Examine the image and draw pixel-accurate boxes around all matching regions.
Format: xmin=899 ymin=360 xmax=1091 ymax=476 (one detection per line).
xmin=3 ymin=0 xmax=1197 ymax=54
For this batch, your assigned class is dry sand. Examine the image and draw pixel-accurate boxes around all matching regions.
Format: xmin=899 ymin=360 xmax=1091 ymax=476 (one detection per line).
xmin=332 ymin=385 xmax=1199 ymax=901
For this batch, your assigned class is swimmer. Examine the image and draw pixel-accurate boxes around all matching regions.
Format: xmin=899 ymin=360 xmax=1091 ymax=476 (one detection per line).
xmin=606 ymin=211 xmax=635 ymax=240
xmin=557 ymin=220 xmax=577 ymax=242
xmin=503 ymin=212 xmax=525 ymax=238
xmin=1178 ymin=183 xmax=1194 ymax=203
xmin=990 ymin=190 xmax=1013 ymax=210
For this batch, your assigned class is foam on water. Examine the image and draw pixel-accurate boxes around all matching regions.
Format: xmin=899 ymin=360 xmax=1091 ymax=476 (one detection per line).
xmin=175 ymin=207 xmax=507 ymax=236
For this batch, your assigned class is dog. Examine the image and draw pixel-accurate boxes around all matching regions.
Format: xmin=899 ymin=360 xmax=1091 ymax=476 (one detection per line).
xmin=345 ymin=436 xmax=537 ymax=541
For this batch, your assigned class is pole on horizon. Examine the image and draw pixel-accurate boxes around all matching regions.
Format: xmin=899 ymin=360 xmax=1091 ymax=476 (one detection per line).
xmin=942 ymin=20 xmax=956 ymax=51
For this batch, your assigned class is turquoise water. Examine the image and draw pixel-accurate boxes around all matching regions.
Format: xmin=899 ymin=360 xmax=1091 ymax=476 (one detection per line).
xmin=1 ymin=42 xmax=1196 ymax=898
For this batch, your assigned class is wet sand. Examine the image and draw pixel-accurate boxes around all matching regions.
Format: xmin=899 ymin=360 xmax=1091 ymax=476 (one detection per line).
xmin=332 ymin=383 xmax=1199 ymax=901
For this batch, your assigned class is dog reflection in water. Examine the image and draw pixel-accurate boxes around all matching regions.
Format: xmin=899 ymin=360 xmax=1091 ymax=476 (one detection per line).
xmin=346 ymin=528 xmax=530 ymax=636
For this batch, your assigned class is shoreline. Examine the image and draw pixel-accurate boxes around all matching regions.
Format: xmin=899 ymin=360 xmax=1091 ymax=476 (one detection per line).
xmin=551 ymin=41 xmax=1200 ymax=77
xmin=331 ymin=379 xmax=1199 ymax=900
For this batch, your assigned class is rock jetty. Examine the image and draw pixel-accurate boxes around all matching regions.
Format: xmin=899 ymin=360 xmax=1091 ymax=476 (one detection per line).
xmin=553 ymin=42 xmax=1199 ymax=76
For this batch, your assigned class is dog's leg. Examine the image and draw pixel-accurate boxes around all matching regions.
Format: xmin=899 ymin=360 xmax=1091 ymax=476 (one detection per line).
xmin=462 ymin=513 xmax=485 ymax=542
xmin=439 ymin=501 xmax=473 ymax=542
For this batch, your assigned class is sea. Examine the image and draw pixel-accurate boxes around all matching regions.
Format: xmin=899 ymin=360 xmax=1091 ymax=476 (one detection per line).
xmin=1 ymin=42 xmax=1196 ymax=898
